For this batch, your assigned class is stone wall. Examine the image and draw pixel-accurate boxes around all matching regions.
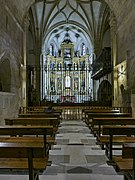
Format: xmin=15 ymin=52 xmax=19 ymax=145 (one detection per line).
xmin=117 ymin=7 xmax=135 ymax=64
xmin=105 ymin=0 xmax=135 ymax=64
xmin=0 ymin=92 xmax=18 ymax=125
xmin=0 ymin=1 xmax=24 ymax=124
xmin=106 ymin=0 xmax=135 ymax=108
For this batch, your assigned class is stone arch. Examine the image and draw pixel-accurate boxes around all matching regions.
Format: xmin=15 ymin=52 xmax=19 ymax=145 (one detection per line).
xmin=97 ymin=80 xmax=112 ymax=105
xmin=0 ymin=58 xmax=11 ymax=92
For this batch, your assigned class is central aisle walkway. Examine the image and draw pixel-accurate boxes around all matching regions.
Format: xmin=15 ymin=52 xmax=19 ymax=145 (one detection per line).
xmin=41 ymin=119 xmax=124 ymax=180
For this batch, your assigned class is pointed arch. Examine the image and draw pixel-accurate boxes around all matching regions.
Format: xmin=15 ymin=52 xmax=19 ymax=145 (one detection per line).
xmin=98 ymin=80 xmax=112 ymax=105
xmin=0 ymin=58 xmax=11 ymax=92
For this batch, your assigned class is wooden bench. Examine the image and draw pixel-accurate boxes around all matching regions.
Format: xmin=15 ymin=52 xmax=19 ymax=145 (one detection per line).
xmin=0 ymin=125 xmax=53 ymax=156
xmin=19 ymin=106 xmax=62 ymax=114
xmin=26 ymin=110 xmax=62 ymax=114
xmin=82 ymin=109 xmax=120 ymax=122
xmin=0 ymin=142 xmax=46 ymax=180
xmin=82 ymin=106 xmax=112 ymax=112
xmin=121 ymin=143 xmax=135 ymax=180
xmin=0 ymin=125 xmax=54 ymax=180
xmin=114 ymin=143 xmax=135 ymax=180
xmin=84 ymin=109 xmax=120 ymax=115
xmin=101 ymin=126 xmax=135 ymax=161
xmin=111 ymin=158 xmax=132 ymax=180
xmin=91 ymin=117 xmax=135 ymax=137
xmin=85 ymin=112 xmax=131 ymax=128
xmin=113 ymin=155 xmax=133 ymax=180
xmin=5 ymin=117 xmax=60 ymax=134
xmin=18 ymin=113 xmax=61 ymax=120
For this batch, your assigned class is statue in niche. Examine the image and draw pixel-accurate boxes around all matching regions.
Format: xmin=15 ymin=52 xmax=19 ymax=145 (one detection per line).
xmin=81 ymin=81 xmax=85 ymax=94
xmin=57 ymin=63 xmax=61 ymax=70
xmin=74 ymin=63 xmax=78 ymax=70
xmin=50 ymin=79 xmax=55 ymax=93
xmin=64 ymin=48 xmax=71 ymax=58
xmin=86 ymin=47 xmax=89 ymax=54
xmin=57 ymin=78 xmax=62 ymax=91
xmin=120 ymin=84 xmax=131 ymax=107
xmin=74 ymin=78 xmax=78 ymax=90
xmin=82 ymin=61 xmax=85 ymax=70
xmin=58 ymin=49 xmax=61 ymax=57
xmin=50 ymin=61 xmax=55 ymax=70
xmin=80 ymin=61 xmax=85 ymax=70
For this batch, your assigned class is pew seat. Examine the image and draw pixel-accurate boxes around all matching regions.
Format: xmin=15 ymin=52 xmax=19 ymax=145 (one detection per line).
xmin=0 ymin=141 xmax=49 ymax=180
xmin=0 ymin=157 xmax=48 ymax=170
xmin=113 ymin=156 xmax=133 ymax=172
xmin=101 ymin=126 xmax=135 ymax=162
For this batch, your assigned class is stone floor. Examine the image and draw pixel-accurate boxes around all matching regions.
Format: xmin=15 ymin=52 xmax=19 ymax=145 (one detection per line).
xmin=41 ymin=119 xmax=124 ymax=180
xmin=0 ymin=119 xmax=124 ymax=180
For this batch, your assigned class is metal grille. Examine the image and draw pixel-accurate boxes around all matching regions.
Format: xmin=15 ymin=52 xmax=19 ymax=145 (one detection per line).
xmin=41 ymin=67 xmax=92 ymax=104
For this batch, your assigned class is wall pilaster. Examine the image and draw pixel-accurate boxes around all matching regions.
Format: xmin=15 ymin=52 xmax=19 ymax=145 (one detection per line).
xmin=21 ymin=14 xmax=29 ymax=107
xmin=109 ymin=11 xmax=117 ymax=106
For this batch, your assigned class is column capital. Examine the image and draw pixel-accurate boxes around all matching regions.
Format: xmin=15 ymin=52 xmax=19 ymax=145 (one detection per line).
xmin=23 ymin=14 xmax=30 ymax=30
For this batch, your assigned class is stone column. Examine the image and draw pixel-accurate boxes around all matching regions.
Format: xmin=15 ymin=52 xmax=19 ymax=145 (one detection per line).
xmin=21 ymin=14 xmax=29 ymax=107
xmin=126 ymin=50 xmax=131 ymax=108
xmin=40 ymin=54 xmax=45 ymax=101
xmin=109 ymin=11 xmax=117 ymax=106
xmin=35 ymin=28 xmax=42 ymax=105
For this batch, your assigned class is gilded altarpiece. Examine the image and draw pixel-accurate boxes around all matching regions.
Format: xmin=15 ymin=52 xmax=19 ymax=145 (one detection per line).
xmin=44 ymin=42 xmax=91 ymax=103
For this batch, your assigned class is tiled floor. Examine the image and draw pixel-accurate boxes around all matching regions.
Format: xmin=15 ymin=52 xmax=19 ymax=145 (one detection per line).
xmin=0 ymin=119 xmax=124 ymax=180
xmin=42 ymin=119 xmax=124 ymax=180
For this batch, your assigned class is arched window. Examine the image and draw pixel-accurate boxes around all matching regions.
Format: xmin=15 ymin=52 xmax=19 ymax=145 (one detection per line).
xmin=49 ymin=44 xmax=54 ymax=56
xmin=81 ymin=43 xmax=86 ymax=55
xmin=0 ymin=59 xmax=11 ymax=92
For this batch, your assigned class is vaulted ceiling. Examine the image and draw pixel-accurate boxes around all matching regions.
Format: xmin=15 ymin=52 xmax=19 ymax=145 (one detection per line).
xmin=28 ymin=0 xmax=110 ymax=54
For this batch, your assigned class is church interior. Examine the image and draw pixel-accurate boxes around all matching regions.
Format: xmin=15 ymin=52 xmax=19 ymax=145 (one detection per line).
xmin=0 ymin=0 xmax=135 ymax=180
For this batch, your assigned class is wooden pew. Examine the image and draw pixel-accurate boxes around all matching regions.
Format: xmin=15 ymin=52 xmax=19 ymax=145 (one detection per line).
xmin=5 ymin=117 xmax=59 ymax=146
xmin=85 ymin=112 xmax=131 ymax=128
xmin=121 ymin=143 xmax=135 ymax=180
xmin=19 ymin=106 xmax=62 ymax=114
xmin=5 ymin=117 xmax=59 ymax=134
xmin=18 ymin=112 xmax=61 ymax=120
xmin=84 ymin=109 xmax=120 ymax=114
xmin=115 ymin=143 xmax=135 ymax=180
xmin=0 ymin=142 xmax=46 ymax=180
xmin=91 ymin=117 xmax=135 ymax=137
xmin=0 ymin=125 xmax=53 ymax=180
xmin=88 ymin=112 xmax=131 ymax=119
xmin=0 ymin=125 xmax=53 ymax=156
xmin=82 ymin=109 xmax=120 ymax=122
xmin=26 ymin=110 xmax=62 ymax=114
xmin=102 ymin=126 xmax=135 ymax=162
xmin=112 ymin=156 xmax=133 ymax=180
xmin=82 ymin=106 xmax=112 ymax=112
xmin=111 ymin=143 xmax=134 ymax=180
